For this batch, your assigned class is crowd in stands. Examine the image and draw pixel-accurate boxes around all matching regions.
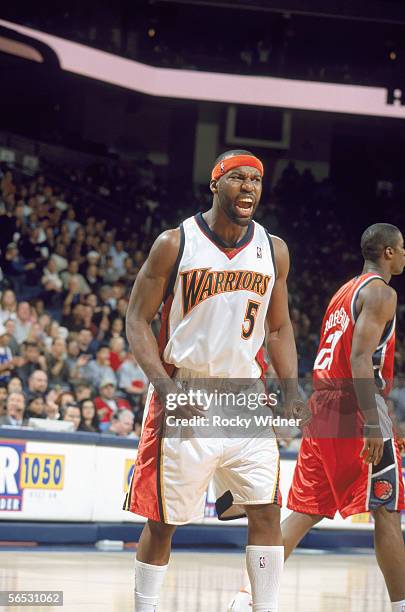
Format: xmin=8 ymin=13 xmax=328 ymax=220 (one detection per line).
xmin=0 ymin=163 xmax=151 ymax=437
xmin=0 ymin=155 xmax=404 ymax=439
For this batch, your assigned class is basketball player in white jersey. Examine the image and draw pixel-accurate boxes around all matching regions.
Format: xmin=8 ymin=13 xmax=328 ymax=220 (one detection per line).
xmin=124 ymin=150 xmax=307 ymax=612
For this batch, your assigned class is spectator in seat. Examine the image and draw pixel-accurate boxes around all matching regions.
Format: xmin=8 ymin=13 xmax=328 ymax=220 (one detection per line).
xmin=7 ymin=376 xmax=23 ymax=394
xmin=44 ymin=390 xmax=60 ymax=420
xmin=109 ymin=336 xmax=126 ymax=371
xmin=25 ymin=393 xmax=45 ymax=420
xmin=0 ymin=324 xmax=15 ymax=383
xmin=41 ymin=258 xmax=63 ymax=307
xmin=116 ymin=298 xmax=128 ymax=320
xmin=4 ymin=318 xmax=19 ymax=354
xmin=50 ymin=242 xmax=68 ymax=273
xmin=78 ymin=345 xmax=116 ymax=388
xmin=63 ymin=403 xmax=81 ymax=431
xmin=64 ymin=208 xmax=79 ymax=239
xmin=117 ymin=352 xmax=148 ymax=396
xmin=0 ymin=288 xmax=17 ymax=324
xmin=107 ymin=317 xmax=125 ymax=341
xmin=0 ymin=392 xmax=25 ymax=427
xmin=66 ymin=339 xmax=80 ymax=376
xmin=61 ymin=260 xmax=90 ymax=295
xmin=94 ymin=378 xmax=130 ymax=427
xmin=85 ymin=263 xmax=101 ymax=293
xmin=2 ymin=244 xmax=35 ymax=298
xmin=61 ymin=298 xmax=85 ymax=332
xmin=58 ymin=391 xmax=75 ymax=412
xmin=46 ymin=338 xmax=70 ymax=387
xmin=77 ymin=328 xmax=98 ymax=358
xmin=0 ymin=381 xmax=7 ymax=416
xmin=27 ymin=369 xmax=48 ymax=396
xmin=101 ymin=256 xmax=120 ymax=284
xmin=14 ymin=302 xmax=33 ymax=343
xmin=74 ymin=381 xmax=93 ymax=403
xmin=104 ymin=409 xmax=136 ymax=438
xmin=16 ymin=343 xmax=46 ymax=388
xmin=78 ymin=399 xmax=100 ymax=433
xmin=110 ymin=240 xmax=128 ymax=276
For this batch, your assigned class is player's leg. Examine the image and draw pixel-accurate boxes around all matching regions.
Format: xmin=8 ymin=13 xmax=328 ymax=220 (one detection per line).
xmin=135 ymin=520 xmax=176 ymax=611
xmin=246 ymin=503 xmax=282 ymax=545
xmin=332 ymin=434 xmax=405 ymax=611
xmin=226 ymin=434 xmax=335 ymax=611
xmin=137 ymin=518 xmax=176 ymax=564
xmin=227 ymin=511 xmax=323 ymax=611
xmin=372 ymin=507 xmax=405 ymax=610
xmin=281 ymin=510 xmax=323 ymax=559
xmin=216 ymin=435 xmax=285 ymax=612
xmin=244 ymin=503 xmax=284 ymax=612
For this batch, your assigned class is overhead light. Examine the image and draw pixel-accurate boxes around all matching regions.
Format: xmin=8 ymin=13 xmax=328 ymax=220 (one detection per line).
xmin=148 ymin=28 xmax=156 ymax=38
xmin=389 ymin=51 xmax=397 ymax=60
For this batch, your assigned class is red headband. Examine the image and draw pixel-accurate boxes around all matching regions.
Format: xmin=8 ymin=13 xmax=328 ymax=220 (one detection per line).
xmin=211 ymin=155 xmax=264 ymax=181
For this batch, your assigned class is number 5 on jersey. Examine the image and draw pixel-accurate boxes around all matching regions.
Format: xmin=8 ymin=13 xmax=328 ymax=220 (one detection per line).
xmin=242 ymin=300 xmax=260 ymax=339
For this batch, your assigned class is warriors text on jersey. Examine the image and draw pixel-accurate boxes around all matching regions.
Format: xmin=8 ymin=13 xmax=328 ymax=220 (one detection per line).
xmin=313 ymin=272 xmax=396 ymax=395
xmin=123 ymin=212 xmax=282 ymax=524
xmin=159 ymin=212 xmax=277 ymax=378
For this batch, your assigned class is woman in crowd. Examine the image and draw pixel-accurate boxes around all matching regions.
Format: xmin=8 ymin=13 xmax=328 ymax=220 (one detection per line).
xmin=78 ymin=398 xmax=100 ymax=433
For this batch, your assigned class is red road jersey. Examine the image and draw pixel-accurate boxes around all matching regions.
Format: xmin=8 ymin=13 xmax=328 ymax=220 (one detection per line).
xmin=313 ymin=273 xmax=396 ymax=396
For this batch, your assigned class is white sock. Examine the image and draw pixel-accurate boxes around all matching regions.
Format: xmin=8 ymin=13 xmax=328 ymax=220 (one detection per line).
xmin=391 ymin=600 xmax=405 ymax=612
xmin=134 ymin=559 xmax=168 ymax=611
xmin=246 ymin=545 xmax=284 ymax=612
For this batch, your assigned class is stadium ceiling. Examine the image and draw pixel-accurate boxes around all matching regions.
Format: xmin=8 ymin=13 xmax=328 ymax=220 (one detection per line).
xmin=156 ymin=0 xmax=405 ymax=25
xmin=2 ymin=18 xmax=405 ymax=120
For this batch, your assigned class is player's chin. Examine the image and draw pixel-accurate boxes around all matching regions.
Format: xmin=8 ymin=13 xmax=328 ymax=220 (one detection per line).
xmin=233 ymin=216 xmax=252 ymax=227
xmin=231 ymin=208 xmax=255 ymax=226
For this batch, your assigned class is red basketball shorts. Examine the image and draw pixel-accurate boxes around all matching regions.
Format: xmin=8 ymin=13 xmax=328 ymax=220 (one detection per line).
xmin=288 ymin=390 xmax=405 ymax=519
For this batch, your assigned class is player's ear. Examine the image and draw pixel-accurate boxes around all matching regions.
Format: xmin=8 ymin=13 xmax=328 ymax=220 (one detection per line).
xmin=210 ymin=179 xmax=218 ymax=194
xmin=385 ymin=245 xmax=394 ymax=259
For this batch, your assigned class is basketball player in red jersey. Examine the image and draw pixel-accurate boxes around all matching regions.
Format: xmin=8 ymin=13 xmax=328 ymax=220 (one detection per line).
xmin=125 ymin=149 xmax=309 ymax=612
xmin=229 ymin=223 xmax=405 ymax=612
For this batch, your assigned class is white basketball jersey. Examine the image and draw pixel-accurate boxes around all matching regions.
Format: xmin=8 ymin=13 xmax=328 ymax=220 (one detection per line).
xmin=160 ymin=212 xmax=277 ymax=378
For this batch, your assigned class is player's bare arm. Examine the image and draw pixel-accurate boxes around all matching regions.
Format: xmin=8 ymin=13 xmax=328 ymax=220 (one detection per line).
xmin=126 ymin=229 xmax=179 ymax=393
xmin=265 ymin=236 xmax=311 ymax=424
xmin=126 ymin=228 xmax=206 ymax=417
xmin=351 ymin=280 xmax=397 ymax=465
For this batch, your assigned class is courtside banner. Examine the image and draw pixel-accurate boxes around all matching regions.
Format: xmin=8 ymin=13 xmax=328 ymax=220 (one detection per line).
xmin=0 ymin=435 xmax=403 ymax=529
xmin=0 ymin=438 xmax=94 ymax=519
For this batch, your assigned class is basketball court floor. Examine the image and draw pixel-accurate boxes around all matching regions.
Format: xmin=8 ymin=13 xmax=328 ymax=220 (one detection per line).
xmin=0 ymin=548 xmax=392 ymax=611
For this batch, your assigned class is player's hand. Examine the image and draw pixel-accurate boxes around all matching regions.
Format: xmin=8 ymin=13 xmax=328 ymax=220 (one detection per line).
xmin=291 ymin=399 xmax=312 ymax=427
xmin=360 ymin=435 xmax=384 ymax=465
xmin=396 ymin=437 xmax=405 ymax=455
xmin=158 ymin=382 xmax=207 ymax=420
xmin=285 ymin=399 xmax=312 ymax=428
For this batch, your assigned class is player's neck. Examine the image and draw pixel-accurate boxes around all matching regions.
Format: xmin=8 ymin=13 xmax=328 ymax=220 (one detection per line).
xmin=362 ymin=262 xmax=391 ymax=284
xmin=203 ymin=209 xmax=249 ymax=248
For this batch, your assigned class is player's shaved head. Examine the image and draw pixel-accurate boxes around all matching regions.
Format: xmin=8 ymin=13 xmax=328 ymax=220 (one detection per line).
xmin=360 ymin=223 xmax=402 ymax=262
xmin=214 ymin=149 xmax=255 ymax=165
